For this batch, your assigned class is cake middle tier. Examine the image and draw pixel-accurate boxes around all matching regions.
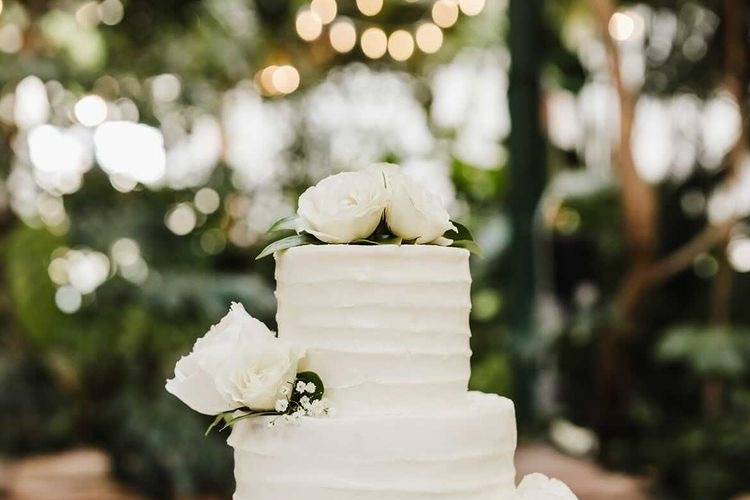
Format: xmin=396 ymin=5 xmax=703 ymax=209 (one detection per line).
xmin=275 ymin=245 xmax=473 ymax=415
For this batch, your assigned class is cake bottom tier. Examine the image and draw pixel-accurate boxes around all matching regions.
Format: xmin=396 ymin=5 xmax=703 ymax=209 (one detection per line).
xmin=228 ymin=392 xmax=518 ymax=500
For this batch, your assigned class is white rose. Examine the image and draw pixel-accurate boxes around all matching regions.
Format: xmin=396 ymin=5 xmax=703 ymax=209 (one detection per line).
xmin=516 ymin=473 xmax=578 ymax=500
xmin=166 ymin=303 xmax=303 ymax=414
xmin=370 ymin=163 xmax=456 ymax=244
xmin=297 ymin=170 xmax=388 ymax=243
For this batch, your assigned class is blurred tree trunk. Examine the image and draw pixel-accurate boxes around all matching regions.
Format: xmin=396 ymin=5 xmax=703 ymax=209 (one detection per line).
xmin=703 ymin=0 xmax=748 ymax=419
xmin=507 ymin=0 xmax=546 ymax=424
xmin=588 ymin=0 xmax=748 ymax=446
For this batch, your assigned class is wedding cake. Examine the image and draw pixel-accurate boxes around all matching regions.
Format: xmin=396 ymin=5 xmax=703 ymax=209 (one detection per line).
xmin=166 ymin=164 xmax=577 ymax=500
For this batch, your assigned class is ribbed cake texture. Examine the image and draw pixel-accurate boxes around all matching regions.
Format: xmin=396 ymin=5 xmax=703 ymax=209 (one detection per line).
xmin=229 ymin=245 xmax=518 ymax=499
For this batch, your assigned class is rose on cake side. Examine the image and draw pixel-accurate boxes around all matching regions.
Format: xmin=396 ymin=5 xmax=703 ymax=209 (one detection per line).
xmin=516 ymin=473 xmax=579 ymax=500
xmin=165 ymin=302 xmax=332 ymax=433
xmin=256 ymin=162 xmax=480 ymax=259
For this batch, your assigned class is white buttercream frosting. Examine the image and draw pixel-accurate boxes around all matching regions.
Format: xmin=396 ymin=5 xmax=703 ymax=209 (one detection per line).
xmin=230 ymin=392 xmax=518 ymax=500
xmin=274 ymin=244 xmax=473 ymax=415
xmin=230 ymin=245 xmax=520 ymax=500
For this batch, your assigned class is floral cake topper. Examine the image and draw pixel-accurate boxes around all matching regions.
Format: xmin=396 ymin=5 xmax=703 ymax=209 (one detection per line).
xmin=257 ymin=163 xmax=480 ymax=259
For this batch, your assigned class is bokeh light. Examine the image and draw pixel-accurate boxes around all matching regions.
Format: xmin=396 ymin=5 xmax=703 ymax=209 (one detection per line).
xmin=194 ymin=187 xmax=221 ymax=214
xmin=329 ymin=19 xmax=357 ymax=53
xmin=356 ymin=0 xmax=383 ymax=17
xmin=98 ymin=0 xmax=124 ymax=26
xmin=272 ymin=65 xmax=301 ymax=95
xmin=94 ymin=121 xmax=166 ymax=185
xmin=388 ymin=30 xmax=415 ymax=62
xmin=296 ymin=9 xmax=323 ymax=42
xmin=458 ymin=0 xmax=485 ymax=16
xmin=311 ymin=0 xmax=337 ymax=25
xmin=151 ymin=74 xmax=181 ymax=103
xmin=728 ymin=237 xmax=750 ymax=273
xmin=361 ymin=27 xmax=388 ymax=59
xmin=165 ymin=203 xmax=197 ymax=236
xmin=14 ymin=76 xmax=49 ymax=129
xmin=74 ymin=95 xmax=108 ymax=127
xmin=111 ymin=238 xmax=140 ymax=267
xmin=415 ymin=23 xmax=443 ymax=54
xmin=0 ymin=24 xmax=23 ymax=54
xmin=55 ymin=286 xmax=82 ymax=314
xmin=432 ymin=0 xmax=459 ymax=29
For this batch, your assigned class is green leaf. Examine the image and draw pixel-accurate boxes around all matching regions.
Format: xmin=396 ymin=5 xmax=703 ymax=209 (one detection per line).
xmin=256 ymin=233 xmax=316 ymax=260
xmin=292 ymin=371 xmax=325 ymax=401
xmin=445 ymin=220 xmax=475 ymax=243
xmin=352 ymin=236 xmax=402 ymax=246
xmin=452 ymin=239 xmax=483 ymax=257
xmin=205 ymin=412 xmax=228 ymax=436
xmin=268 ymin=215 xmax=301 ymax=233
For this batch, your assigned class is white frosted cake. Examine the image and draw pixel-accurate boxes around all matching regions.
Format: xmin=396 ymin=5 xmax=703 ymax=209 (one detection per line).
xmin=228 ymin=245 xmax=519 ymax=499
xmin=167 ymin=164 xmax=576 ymax=500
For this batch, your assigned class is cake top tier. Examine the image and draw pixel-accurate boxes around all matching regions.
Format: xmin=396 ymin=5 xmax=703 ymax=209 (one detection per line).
xmin=274 ymin=244 xmax=473 ymax=416
xmin=275 ymin=244 xmax=471 ymax=284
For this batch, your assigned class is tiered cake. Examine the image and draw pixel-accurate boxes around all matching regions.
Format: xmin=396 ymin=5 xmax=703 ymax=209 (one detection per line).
xmin=228 ymin=244 xmax=519 ymax=499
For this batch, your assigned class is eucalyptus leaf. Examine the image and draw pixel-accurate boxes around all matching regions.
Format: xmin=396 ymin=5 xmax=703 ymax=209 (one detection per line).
xmin=256 ymin=233 xmax=316 ymax=260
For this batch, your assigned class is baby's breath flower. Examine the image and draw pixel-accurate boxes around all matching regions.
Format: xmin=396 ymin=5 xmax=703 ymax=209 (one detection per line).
xmin=275 ymin=399 xmax=289 ymax=412
xmin=296 ymin=381 xmax=307 ymax=393
xmin=305 ymin=382 xmax=317 ymax=394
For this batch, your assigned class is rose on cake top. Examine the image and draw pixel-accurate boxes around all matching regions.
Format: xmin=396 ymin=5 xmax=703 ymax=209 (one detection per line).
xmin=257 ymin=163 xmax=480 ymax=259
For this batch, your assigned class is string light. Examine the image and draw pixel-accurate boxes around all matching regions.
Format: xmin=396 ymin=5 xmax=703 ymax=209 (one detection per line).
xmin=296 ymin=8 xmax=323 ymax=41
xmin=329 ymin=19 xmax=357 ymax=53
xmin=258 ymin=65 xmax=301 ymax=96
xmin=361 ymin=27 xmax=388 ymax=59
xmin=356 ymin=0 xmax=383 ymax=17
xmin=272 ymin=65 xmax=301 ymax=94
xmin=259 ymin=65 xmax=278 ymax=95
xmin=388 ymin=30 xmax=415 ymax=61
xmin=415 ymin=22 xmax=443 ymax=53
xmin=294 ymin=0 xmax=487 ymax=65
xmin=311 ymin=0 xmax=338 ymax=24
xmin=432 ymin=0 xmax=459 ymax=28
xmin=458 ymin=0 xmax=485 ymax=16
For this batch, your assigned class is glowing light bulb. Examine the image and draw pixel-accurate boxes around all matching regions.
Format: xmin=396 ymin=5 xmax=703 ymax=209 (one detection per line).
xmin=415 ymin=22 xmax=443 ymax=54
xmin=356 ymin=0 xmax=383 ymax=16
xmin=432 ymin=0 xmax=459 ymax=28
xmin=458 ymin=0 xmax=485 ymax=16
xmin=272 ymin=65 xmax=301 ymax=95
xmin=296 ymin=9 xmax=323 ymax=41
xmin=360 ymin=27 xmax=387 ymax=59
xmin=388 ymin=30 xmax=414 ymax=61
xmin=329 ymin=19 xmax=357 ymax=53
xmin=311 ymin=0 xmax=337 ymax=24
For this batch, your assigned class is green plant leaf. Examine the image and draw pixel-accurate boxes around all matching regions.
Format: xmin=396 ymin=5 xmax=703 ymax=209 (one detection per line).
xmin=268 ymin=215 xmax=301 ymax=233
xmin=445 ymin=220 xmax=475 ymax=242
xmin=293 ymin=371 xmax=325 ymax=401
xmin=452 ymin=239 xmax=483 ymax=257
xmin=352 ymin=236 xmax=403 ymax=245
xmin=256 ymin=233 xmax=316 ymax=260
xmin=205 ymin=412 xmax=229 ymax=436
